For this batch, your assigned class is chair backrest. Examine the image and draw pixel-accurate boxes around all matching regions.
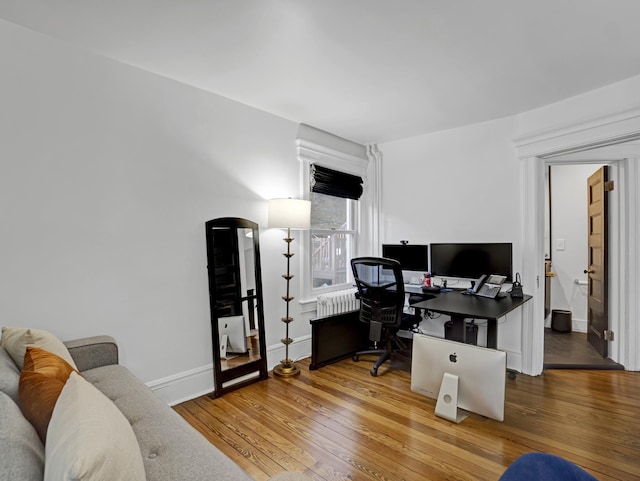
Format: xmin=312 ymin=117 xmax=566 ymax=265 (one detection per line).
xmin=351 ymin=257 xmax=406 ymax=330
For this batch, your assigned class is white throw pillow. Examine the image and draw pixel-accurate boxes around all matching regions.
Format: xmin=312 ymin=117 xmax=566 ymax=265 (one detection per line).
xmin=0 ymin=327 xmax=78 ymax=370
xmin=44 ymin=372 xmax=146 ymax=481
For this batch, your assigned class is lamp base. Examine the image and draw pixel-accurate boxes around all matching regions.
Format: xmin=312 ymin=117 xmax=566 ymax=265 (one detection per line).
xmin=273 ymin=361 xmax=301 ymax=378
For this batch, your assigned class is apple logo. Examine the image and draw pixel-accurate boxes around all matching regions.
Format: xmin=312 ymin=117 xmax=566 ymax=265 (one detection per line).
xmin=449 ymin=352 xmax=458 ymax=363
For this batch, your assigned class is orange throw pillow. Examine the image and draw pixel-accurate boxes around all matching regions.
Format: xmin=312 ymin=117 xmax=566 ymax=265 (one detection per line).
xmin=23 ymin=346 xmax=76 ymax=380
xmin=19 ymin=347 xmax=78 ymax=443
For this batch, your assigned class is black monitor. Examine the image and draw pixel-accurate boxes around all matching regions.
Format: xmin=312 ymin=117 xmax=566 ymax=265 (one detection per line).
xmin=381 ymin=244 xmax=429 ymax=272
xmin=430 ymin=243 xmax=513 ymax=281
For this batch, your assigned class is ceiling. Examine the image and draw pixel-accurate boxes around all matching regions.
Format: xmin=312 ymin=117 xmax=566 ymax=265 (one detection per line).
xmin=2 ymin=0 xmax=640 ymax=145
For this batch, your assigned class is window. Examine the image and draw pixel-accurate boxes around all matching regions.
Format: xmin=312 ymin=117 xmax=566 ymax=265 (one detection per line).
xmin=295 ymin=123 xmax=371 ymax=302
xmin=310 ymin=192 xmax=358 ymax=292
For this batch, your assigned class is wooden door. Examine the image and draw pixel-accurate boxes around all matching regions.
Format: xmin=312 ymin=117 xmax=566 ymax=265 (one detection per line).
xmin=586 ymin=166 xmax=609 ymax=357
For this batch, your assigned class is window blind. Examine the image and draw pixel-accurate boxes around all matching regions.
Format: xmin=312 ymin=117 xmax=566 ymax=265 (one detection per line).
xmin=310 ymin=164 xmax=363 ymax=200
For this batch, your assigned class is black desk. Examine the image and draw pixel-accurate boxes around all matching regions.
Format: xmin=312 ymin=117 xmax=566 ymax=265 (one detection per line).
xmin=411 ymin=290 xmax=532 ymax=348
xmin=309 ymin=289 xmax=532 ymax=370
xmin=309 ymin=310 xmax=368 ymax=370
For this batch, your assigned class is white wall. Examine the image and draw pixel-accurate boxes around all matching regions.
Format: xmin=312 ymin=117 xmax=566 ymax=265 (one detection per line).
xmin=548 ymin=164 xmax=604 ymax=331
xmin=379 ymin=116 xmax=521 ymax=245
xmin=0 ymin=20 xmax=305 ymax=403
xmin=378 ymin=117 xmax=525 ymax=369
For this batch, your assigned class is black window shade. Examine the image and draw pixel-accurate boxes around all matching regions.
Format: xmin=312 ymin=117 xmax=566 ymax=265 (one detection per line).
xmin=311 ymin=164 xmax=363 ymax=200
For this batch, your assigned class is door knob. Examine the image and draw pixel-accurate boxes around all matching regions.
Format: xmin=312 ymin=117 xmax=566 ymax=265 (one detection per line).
xmin=584 ymin=269 xmax=594 ymax=274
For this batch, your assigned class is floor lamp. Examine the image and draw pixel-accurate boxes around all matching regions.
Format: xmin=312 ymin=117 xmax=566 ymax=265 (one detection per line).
xmin=268 ymin=198 xmax=311 ymax=378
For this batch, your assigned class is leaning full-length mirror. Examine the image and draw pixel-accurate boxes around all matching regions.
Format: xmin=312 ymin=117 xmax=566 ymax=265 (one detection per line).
xmin=205 ymin=217 xmax=268 ymax=397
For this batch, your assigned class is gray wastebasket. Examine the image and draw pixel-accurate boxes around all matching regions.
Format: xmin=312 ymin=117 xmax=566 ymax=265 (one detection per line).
xmin=551 ymin=309 xmax=572 ymax=332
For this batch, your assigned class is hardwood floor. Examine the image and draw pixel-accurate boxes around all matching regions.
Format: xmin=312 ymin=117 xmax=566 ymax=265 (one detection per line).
xmin=175 ymin=358 xmax=640 ymax=481
xmin=544 ymin=328 xmax=623 ymax=369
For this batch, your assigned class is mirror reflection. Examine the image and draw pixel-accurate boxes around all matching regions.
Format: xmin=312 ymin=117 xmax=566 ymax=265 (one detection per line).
xmin=205 ymin=218 xmax=268 ymax=397
xmin=217 ymin=228 xmax=259 ymax=371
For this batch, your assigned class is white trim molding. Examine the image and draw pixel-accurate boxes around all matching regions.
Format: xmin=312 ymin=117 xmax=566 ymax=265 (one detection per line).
xmin=366 ymin=144 xmax=383 ymax=257
xmin=515 ymin=104 xmax=640 ymax=159
xmin=296 ymin=139 xmax=369 ymax=177
xmin=147 ymin=363 xmax=214 ymax=406
xmin=620 ymin=159 xmax=640 ymax=370
xmin=296 ymin=123 xmax=369 ymax=178
xmin=519 ymin=157 xmax=546 ymax=376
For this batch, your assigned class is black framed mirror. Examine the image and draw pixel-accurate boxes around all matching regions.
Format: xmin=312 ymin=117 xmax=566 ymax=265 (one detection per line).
xmin=205 ymin=217 xmax=268 ymax=397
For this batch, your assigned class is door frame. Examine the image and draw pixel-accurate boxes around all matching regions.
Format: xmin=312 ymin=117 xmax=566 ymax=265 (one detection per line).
xmin=515 ymin=107 xmax=640 ymax=375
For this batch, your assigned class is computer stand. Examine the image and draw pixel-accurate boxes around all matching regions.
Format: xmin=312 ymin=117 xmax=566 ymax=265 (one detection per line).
xmin=435 ymin=372 xmax=469 ymax=423
xmin=219 ymin=334 xmax=238 ymax=360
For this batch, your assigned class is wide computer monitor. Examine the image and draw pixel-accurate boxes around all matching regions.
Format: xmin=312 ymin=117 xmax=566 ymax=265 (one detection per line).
xmin=411 ymin=333 xmax=506 ymax=422
xmin=430 ymin=242 xmax=513 ymax=281
xmin=382 ymin=244 xmax=429 ymax=273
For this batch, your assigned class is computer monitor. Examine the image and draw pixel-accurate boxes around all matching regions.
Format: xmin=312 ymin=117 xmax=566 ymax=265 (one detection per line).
xmin=382 ymin=244 xmax=429 ymax=272
xmin=411 ymin=333 xmax=506 ymax=422
xmin=218 ymin=315 xmax=247 ymax=356
xmin=430 ymin=243 xmax=513 ymax=281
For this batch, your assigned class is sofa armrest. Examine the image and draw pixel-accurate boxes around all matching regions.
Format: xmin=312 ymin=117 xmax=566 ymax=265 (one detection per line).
xmin=64 ymin=336 xmax=119 ymax=372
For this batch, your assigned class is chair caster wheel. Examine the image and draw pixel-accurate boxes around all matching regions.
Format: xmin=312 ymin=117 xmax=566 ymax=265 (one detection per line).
xmin=507 ymin=370 xmax=517 ymax=380
xmin=370 ymin=368 xmax=378 ymax=376
xmin=352 ymin=355 xmax=359 ymax=362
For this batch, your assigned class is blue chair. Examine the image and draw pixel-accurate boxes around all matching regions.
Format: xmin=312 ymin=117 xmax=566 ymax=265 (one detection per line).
xmin=499 ymin=453 xmax=598 ymax=481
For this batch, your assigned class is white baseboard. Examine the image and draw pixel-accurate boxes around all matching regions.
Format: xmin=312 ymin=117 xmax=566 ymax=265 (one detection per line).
xmin=572 ymin=319 xmax=587 ymax=333
xmin=266 ymin=335 xmax=312 ymax=370
xmin=146 ymin=363 xmax=214 ymax=406
xmin=505 ymin=350 xmax=522 ymax=373
xmin=146 ymin=336 xmax=312 ymax=406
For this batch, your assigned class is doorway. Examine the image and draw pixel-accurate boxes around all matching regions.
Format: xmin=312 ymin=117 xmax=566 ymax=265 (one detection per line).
xmin=542 ymin=163 xmax=622 ymax=369
xmin=517 ymin=115 xmax=640 ymax=376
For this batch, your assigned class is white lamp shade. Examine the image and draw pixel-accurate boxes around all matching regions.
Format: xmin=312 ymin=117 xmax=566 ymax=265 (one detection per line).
xmin=268 ymin=198 xmax=311 ymax=230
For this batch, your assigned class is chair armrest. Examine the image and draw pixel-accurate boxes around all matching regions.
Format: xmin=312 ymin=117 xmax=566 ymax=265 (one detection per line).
xmin=64 ymin=336 xmax=119 ymax=372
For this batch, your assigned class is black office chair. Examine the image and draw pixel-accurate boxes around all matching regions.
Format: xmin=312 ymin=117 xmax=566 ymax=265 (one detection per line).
xmin=351 ymin=257 xmax=422 ymax=376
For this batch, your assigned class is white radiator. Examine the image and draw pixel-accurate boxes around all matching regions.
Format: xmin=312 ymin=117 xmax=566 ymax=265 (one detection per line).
xmin=316 ymin=288 xmax=359 ymax=317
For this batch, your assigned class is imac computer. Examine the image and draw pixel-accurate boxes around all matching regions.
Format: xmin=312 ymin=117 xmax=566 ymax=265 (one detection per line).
xmin=382 ymin=244 xmax=429 ymax=273
xmin=218 ymin=315 xmax=248 ymax=359
xmin=411 ymin=333 xmax=506 ymax=422
xmin=430 ymin=242 xmax=513 ymax=282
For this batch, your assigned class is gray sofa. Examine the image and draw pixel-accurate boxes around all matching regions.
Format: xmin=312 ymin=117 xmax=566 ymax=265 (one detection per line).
xmin=1 ymin=335 xmax=299 ymax=481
